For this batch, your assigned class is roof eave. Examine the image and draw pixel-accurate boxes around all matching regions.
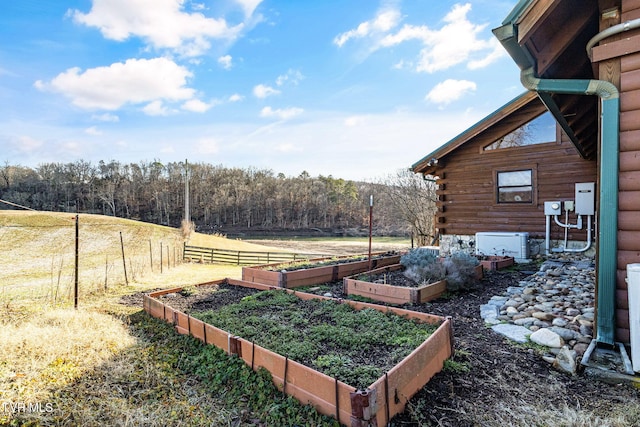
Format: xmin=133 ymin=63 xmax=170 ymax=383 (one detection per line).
xmin=412 ymin=91 xmax=537 ymax=174
xmin=492 ymin=8 xmax=587 ymax=154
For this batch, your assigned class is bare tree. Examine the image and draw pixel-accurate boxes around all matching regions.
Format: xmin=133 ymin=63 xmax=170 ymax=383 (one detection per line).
xmin=378 ymin=168 xmax=438 ymax=246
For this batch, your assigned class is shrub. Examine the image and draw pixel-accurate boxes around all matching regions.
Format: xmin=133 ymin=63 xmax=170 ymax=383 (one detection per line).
xmin=443 ymin=251 xmax=480 ymax=292
xmin=400 ymin=248 xmax=446 ymax=284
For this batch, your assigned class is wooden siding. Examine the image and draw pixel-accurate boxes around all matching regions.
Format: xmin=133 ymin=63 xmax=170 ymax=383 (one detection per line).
xmin=432 ymin=137 xmax=597 ymax=242
xmin=615 ymin=0 xmax=640 ymax=340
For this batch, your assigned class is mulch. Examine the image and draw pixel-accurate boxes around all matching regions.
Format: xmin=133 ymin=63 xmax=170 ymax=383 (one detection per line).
xmin=122 ymin=265 xmax=640 ymax=426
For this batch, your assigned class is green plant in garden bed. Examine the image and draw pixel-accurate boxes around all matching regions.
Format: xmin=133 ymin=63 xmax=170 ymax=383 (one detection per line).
xmin=264 ymin=255 xmax=367 ymax=271
xmin=132 ymin=311 xmax=338 ymax=426
xmin=193 ymin=290 xmax=439 ymax=390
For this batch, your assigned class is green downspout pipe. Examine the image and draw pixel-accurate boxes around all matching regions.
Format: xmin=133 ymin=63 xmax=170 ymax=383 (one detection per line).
xmin=520 ymin=68 xmax=619 ymax=345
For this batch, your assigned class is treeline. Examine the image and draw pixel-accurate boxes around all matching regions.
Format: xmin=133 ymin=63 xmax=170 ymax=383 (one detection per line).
xmin=0 ymin=160 xmax=429 ymax=237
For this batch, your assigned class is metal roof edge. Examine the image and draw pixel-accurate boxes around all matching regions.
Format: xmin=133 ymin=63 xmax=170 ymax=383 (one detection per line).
xmin=411 ymin=91 xmax=538 ymax=173
xmin=502 ymin=0 xmax=536 ymax=26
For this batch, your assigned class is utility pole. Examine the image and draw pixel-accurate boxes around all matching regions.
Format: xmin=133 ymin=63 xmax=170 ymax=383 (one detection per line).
xmin=184 ymin=159 xmax=190 ymax=224
xmin=74 ymin=214 xmax=79 ymax=309
xmin=368 ymin=195 xmax=373 ymax=271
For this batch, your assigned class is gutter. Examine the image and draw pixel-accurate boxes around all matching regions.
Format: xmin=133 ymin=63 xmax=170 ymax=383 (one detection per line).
xmin=493 ymin=22 xmax=620 ymax=346
xmin=520 ymin=68 xmax=619 ymax=346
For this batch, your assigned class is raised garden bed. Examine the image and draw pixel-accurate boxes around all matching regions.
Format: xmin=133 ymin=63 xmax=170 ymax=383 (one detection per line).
xmin=343 ymin=263 xmax=483 ymax=305
xmin=241 ymin=252 xmax=401 ymax=289
xmin=143 ymin=278 xmax=452 ymax=426
xmin=478 ymin=255 xmax=514 ymax=271
xmin=344 ymin=264 xmax=448 ymax=305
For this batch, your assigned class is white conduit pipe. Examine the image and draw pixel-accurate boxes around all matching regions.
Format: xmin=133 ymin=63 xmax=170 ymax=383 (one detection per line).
xmin=563 ymin=216 xmax=593 ymax=253
xmin=586 ymin=18 xmax=640 ymax=59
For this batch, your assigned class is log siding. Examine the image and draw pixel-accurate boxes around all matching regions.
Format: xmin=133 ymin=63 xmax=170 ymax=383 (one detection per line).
xmin=613 ymin=0 xmax=640 ymax=342
xmin=431 ymin=137 xmax=596 ymax=242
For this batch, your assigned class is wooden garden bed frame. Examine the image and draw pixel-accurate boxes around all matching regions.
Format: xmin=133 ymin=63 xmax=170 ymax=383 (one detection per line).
xmin=143 ymin=278 xmax=453 ymax=426
xmin=478 ymin=256 xmax=514 ymax=271
xmin=344 ymin=264 xmax=447 ymax=305
xmin=241 ymin=253 xmax=402 ymax=289
xmin=344 ymin=263 xmax=484 ymax=305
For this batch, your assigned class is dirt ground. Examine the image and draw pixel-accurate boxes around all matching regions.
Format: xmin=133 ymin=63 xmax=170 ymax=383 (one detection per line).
xmin=136 ymin=263 xmax=640 ymax=426
xmin=243 ymin=238 xmax=411 ymax=256
xmin=390 ymin=267 xmax=640 ymax=426
xmin=128 ymin=237 xmax=640 ymax=426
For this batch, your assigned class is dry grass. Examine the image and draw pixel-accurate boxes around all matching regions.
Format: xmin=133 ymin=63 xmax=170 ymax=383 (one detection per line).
xmin=0 ymin=210 xmax=273 ymax=303
xmin=0 ymin=308 xmax=135 ymax=403
xmin=0 ymin=210 xmax=273 ymax=425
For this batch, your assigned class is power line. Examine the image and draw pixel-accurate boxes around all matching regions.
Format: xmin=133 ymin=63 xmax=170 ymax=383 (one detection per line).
xmin=0 ymin=199 xmax=35 ymax=210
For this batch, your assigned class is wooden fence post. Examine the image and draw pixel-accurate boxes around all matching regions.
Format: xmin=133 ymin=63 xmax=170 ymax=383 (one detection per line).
xmin=74 ymin=214 xmax=79 ymax=309
xmin=120 ymin=231 xmax=129 ymax=286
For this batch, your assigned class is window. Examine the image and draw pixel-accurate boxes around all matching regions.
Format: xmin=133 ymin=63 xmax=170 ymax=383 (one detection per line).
xmin=497 ymin=170 xmax=532 ymax=203
xmin=484 ymin=112 xmax=556 ymax=151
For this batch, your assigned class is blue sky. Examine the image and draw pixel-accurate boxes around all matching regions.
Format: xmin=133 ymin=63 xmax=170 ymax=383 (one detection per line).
xmin=0 ymin=0 xmax=524 ymax=181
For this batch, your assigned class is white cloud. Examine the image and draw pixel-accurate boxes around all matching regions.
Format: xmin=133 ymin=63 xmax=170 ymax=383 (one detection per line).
xmin=275 ymin=142 xmax=300 ymax=153
xmin=13 ymin=136 xmax=43 ymax=153
xmin=85 ymin=126 xmax=102 ymax=135
xmin=70 ymin=0 xmax=244 ymax=57
xmin=196 ymin=137 xmax=220 ymax=154
xmin=61 ymin=140 xmax=84 ymax=156
xmin=229 ymin=93 xmax=243 ymax=102
xmin=344 ymin=115 xmax=365 ymax=127
xmin=35 ymin=57 xmax=195 ymax=111
xmin=276 ymin=69 xmax=304 ymax=86
xmin=143 ymin=100 xmax=171 ymax=116
xmin=340 ymin=3 xmax=501 ymax=73
xmin=181 ymin=98 xmax=211 ymax=112
xmin=92 ymin=113 xmax=119 ymax=122
xmin=234 ymin=0 xmax=263 ymax=18
xmin=253 ymin=84 xmax=280 ymax=99
xmin=334 ymin=8 xmax=401 ymax=47
xmin=218 ymin=55 xmax=233 ymax=69
xmin=467 ymin=38 xmax=506 ymax=69
xmin=426 ymin=79 xmax=476 ymax=106
xmin=260 ymin=106 xmax=303 ymax=120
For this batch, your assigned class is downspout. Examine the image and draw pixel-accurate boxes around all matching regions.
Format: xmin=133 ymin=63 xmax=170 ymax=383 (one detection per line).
xmin=520 ymin=67 xmax=619 ymax=346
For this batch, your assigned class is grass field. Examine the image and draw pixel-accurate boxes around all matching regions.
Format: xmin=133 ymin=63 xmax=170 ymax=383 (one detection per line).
xmin=0 ymin=212 xmax=288 ymax=425
xmin=0 ymin=210 xmax=406 ymax=426
xmin=0 ymin=210 xmax=287 ymax=303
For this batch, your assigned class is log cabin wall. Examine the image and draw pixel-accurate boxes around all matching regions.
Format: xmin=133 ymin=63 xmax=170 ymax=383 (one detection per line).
xmin=432 ymin=136 xmax=597 ymax=244
xmin=608 ymin=0 xmax=640 ymax=343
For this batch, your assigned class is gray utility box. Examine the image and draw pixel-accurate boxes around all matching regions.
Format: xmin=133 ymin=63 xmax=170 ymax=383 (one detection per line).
xmin=575 ymin=182 xmax=595 ymax=216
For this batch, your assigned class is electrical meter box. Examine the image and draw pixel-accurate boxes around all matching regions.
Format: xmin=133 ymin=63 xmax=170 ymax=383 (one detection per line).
xmin=575 ymin=182 xmax=595 ymax=215
xmin=544 ymin=201 xmax=562 ymax=216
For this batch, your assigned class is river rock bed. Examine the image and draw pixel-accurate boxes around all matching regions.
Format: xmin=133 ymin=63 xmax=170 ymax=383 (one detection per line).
xmin=481 ymin=254 xmax=598 ymax=373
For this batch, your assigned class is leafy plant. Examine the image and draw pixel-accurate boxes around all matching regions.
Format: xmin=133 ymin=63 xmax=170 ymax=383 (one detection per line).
xmin=442 ymin=348 xmax=471 ymax=373
xmin=265 ymin=256 xmax=364 ymax=271
xmin=400 ymin=248 xmax=446 ymax=284
xmin=443 ymin=358 xmax=471 ymax=373
xmin=193 ymin=290 xmax=439 ymax=390
xmin=133 ymin=312 xmax=338 ymax=426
